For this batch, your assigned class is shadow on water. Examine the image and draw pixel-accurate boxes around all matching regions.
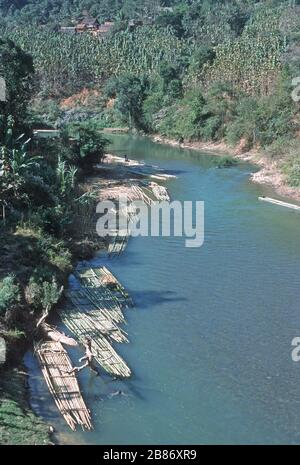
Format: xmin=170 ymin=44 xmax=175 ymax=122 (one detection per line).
xmin=131 ymin=290 xmax=186 ymax=309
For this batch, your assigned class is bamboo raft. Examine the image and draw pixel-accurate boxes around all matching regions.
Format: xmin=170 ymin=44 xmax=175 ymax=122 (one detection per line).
xmin=106 ymin=185 xmax=153 ymax=256
xmin=77 ymin=267 xmax=133 ymax=307
xmin=80 ymin=286 xmax=125 ymax=322
xmin=148 ymin=183 xmax=170 ymax=202
xmin=58 ymin=309 xmax=131 ymax=378
xmin=131 ymin=184 xmax=153 ymax=206
xmin=66 ymin=288 xmax=125 ymax=324
xmin=62 ymin=293 xmax=128 ymax=343
xmin=35 ymin=341 xmax=92 ymax=431
xmin=258 ymin=196 xmax=300 ymax=211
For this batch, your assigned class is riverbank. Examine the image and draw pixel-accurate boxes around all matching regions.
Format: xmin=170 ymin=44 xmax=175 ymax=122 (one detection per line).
xmin=1 ymin=146 xmax=171 ymax=443
xmin=0 ymin=234 xmax=104 ymax=445
xmin=0 ymin=198 xmax=106 ymax=444
xmin=152 ymin=135 xmax=300 ymax=202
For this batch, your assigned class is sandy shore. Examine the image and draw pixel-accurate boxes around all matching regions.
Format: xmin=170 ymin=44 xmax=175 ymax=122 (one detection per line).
xmin=152 ymin=135 xmax=300 ymax=202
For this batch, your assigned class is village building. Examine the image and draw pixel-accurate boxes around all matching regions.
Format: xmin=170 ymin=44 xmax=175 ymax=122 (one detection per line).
xmin=75 ymin=17 xmax=100 ymax=33
xmin=60 ymin=26 xmax=77 ymax=35
xmin=59 ymin=17 xmax=115 ymax=38
xmin=97 ymin=21 xmax=114 ymax=38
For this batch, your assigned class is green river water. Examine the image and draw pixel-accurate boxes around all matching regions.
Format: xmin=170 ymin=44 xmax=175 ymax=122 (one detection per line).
xmin=25 ymin=135 xmax=300 ymax=444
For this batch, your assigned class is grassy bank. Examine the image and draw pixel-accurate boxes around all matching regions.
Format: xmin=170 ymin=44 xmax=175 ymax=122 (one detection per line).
xmin=0 ymin=368 xmax=50 ymax=445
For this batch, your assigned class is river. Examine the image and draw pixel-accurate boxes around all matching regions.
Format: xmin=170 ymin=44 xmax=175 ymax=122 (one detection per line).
xmin=25 ymin=134 xmax=300 ymax=445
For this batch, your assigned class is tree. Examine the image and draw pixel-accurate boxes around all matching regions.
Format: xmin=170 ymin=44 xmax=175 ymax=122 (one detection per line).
xmin=65 ymin=123 xmax=108 ymax=173
xmin=155 ymin=8 xmax=185 ymax=38
xmin=0 ymin=38 xmax=34 ymax=136
xmin=107 ymin=74 xmax=149 ymax=129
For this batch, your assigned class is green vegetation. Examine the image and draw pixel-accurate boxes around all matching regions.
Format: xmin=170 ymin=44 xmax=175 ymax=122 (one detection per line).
xmin=0 ymin=369 xmax=49 ymax=445
xmin=215 ymin=156 xmax=238 ymax=169
xmin=1 ymin=1 xmax=298 ymax=188
xmin=0 ymin=275 xmax=20 ymax=315
xmin=0 ymin=0 xmax=300 ymax=443
xmin=0 ymin=36 xmax=107 ymax=444
xmin=0 ymin=1 xmax=298 ymax=336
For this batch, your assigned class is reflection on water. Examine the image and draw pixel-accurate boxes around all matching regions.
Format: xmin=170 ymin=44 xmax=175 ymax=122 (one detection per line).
xmin=25 ymin=135 xmax=300 ymax=445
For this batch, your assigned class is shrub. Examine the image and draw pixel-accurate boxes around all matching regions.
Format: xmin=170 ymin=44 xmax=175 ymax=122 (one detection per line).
xmin=63 ymin=122 xmax=108 ymax=172
xmin=0 ymin=275 xmax=21 ymax=315
xmin=283 ymin=156 xmax=300 ymax=187
xmin=48 ymin=248 xmax=72 ymax=274
xmin=215 ymin=156 xmax=238 ymax=168
xmin=41 ymin=277 xmax=62 ymax=312
xmin=25 ymin=275 xmax=62 ymax=313
xmin=25 ymin=276 xmax=42 ymax=310
xmin=1 ymin=328 xmax=25 ymax=340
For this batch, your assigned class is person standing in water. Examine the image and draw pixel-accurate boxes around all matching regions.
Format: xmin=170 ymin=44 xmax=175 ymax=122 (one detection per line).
xmin=68 ymin=337 xmax=100 ymax=376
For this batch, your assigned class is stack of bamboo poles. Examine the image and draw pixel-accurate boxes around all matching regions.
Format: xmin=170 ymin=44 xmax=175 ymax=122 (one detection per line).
xmin=65 ymin=288 xmax=125 ymax=324
xmin=131 ymin=184 xmax=153 ymax=206
xmin=148 ymin=183 xmax=170 ymax=202
xmin=59 ymin=266 xmax=133 ymax=378
xmin=35 ymin=341 xmax=92 ymax=431
xmin=62 ymin=292 xmax=127 ymax=343
xmin=59 ymin=308 xmax=131 ymax=378
xmin=78 ymin=267 xmax=133 ymax=307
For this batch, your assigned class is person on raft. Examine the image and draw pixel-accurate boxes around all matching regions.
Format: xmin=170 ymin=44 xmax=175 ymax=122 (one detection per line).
xmin=68 ymin=337 xmax=100 ymax=376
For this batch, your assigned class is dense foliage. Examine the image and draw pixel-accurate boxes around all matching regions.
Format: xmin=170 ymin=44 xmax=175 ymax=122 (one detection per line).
xmin=0 ymin=0 xmax=300 ymax=335
xmin=0 ymin=38 xmax=107 ymax=340
xmin=1 ymin=1 xmax=299 ymax=148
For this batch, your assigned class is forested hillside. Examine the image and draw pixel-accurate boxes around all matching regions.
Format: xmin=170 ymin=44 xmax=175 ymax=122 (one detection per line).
xmin=1 ymin=0 xmax=300 ymax=185
xmin=0 ymin=0 xmax=174 ymax=26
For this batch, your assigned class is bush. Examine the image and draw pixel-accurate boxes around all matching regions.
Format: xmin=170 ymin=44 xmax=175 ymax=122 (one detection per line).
xmin=1 ymin=328 xmax=25 ymax=340
xmin=200 ymin=116 xmax=222 ymax=141
xmin=63 ymin=122 xmax=108 ymax=173
xmin=41 ymin=277 xmax=62 ymax=312
xmin=48 ymin=248 xmax=72 ymax=274
xmin=215 ymin=156 xmax=238 ymax=168
xmin=265 ymin=137 xmax=297 ymax=160
xmin=284 ymin=156 xmax=300 ymax=187
xmin=25 ymin=275 xmax=62 ymax=313
xmin=25 ymin=276 xmax=42 ymax=310
xmin=0 ymin=275 xmax=21 ymax=315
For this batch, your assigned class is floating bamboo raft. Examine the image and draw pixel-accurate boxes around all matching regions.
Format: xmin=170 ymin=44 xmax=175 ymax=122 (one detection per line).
xmin=258 ymin=196 xmax=300 ymax=211
xmin=77 ymin=267 xmax=133 ymax=307
xmin=66 ymin=288 xmax=125 ymax=324
xmin=35 ymin=341 xmax=92 ymax=431
xmin=62 ymin=292 xmax=128 ymax=343
xmin=105 ymin=185 xmax=154 ymax=256
xmin=59 ymin=308 xmax=131 ymax=378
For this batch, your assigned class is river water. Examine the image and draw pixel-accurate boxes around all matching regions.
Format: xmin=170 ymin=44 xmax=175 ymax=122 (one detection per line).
xmin=25 ymin=135 xmax=300 ymax=445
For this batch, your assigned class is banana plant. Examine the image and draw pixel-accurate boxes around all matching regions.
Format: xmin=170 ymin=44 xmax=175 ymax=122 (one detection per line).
xmin=56 ymin=156 xmax=77 ymax=197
